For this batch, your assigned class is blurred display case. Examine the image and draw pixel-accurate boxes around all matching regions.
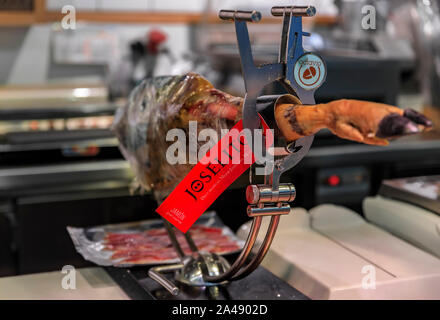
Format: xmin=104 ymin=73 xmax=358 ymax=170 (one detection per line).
xmin=0 ymin=0 xmax=33 ymax=11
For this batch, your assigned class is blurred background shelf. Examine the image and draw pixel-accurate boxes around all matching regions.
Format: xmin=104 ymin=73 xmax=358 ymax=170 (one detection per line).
xmin=0 ymin=0 xmax=339 ymax=26
xmin=0 ymin=12 xmax=37 ymax=26
xmin=42 ymin=11 xmax=339 ymax=25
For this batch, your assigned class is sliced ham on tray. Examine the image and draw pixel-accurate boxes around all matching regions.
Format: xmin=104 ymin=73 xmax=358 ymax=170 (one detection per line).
xmin=102 ymin=225 xmax=241 ymax=265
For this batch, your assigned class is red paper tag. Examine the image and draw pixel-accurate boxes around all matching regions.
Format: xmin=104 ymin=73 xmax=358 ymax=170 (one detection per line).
xmin=156 ymin=116 xmax=272 ymax=233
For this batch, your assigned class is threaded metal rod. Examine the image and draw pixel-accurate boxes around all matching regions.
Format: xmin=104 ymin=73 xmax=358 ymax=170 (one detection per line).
xmin=148 ymin=264 xmax=183 ymax=296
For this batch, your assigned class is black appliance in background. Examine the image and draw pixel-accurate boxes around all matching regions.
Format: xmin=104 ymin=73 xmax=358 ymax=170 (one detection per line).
xmin=0 ymin=103 xmax=138 ymax=276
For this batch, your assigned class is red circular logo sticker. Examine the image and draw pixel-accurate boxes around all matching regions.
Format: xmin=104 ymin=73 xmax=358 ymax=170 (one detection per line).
xmin=294 ymin=53 xmax=326 ymax=91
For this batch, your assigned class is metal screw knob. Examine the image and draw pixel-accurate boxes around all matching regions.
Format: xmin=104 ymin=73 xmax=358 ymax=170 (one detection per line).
xmin=271 ymin=6 xmax=316 ymax=17
xmin=246 ymin=183 xmax=296 ymax=204
xmin=219 ymin=10 xmax=262 ymax=22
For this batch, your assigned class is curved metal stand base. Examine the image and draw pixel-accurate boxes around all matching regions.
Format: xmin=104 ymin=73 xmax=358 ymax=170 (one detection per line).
xmin=175 ymin=252 xmax=231 ymax=287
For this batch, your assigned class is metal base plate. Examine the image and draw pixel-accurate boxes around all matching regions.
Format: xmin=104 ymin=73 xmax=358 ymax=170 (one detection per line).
xmin=105 ymin=265 xmax=309 ymax=300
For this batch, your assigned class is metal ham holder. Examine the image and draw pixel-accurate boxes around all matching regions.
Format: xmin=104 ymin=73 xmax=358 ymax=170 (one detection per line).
xmin=148 ymin=5 xmax=326 ymax=296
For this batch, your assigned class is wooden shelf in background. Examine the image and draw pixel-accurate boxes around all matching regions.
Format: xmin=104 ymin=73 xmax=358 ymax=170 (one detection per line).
xmin=0 ymin=11 xmax=36 ymax=26
xmin=43 ymin=11 xmax=339 ymax=25
xmin=43 ymin=11 xmax=205 ymax=24
xmin=0 ymin=0 xmax=339 ymax=26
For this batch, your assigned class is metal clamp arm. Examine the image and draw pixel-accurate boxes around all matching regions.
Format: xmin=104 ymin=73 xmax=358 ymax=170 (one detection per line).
xmin=148 ymin=264 xmax=183 ymax=296
xmin=234 ymin=20 xmax=284 ymax=131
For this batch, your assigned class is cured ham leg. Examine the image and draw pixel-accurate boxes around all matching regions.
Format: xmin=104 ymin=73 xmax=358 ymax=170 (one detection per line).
xmin=113 ymin=73 xmax=433 ymax=196
xmin=274 ymin=95 xmax=433 ymax=146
